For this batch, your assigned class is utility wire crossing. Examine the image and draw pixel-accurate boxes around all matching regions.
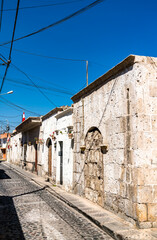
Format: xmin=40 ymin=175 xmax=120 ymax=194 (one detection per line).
xmin=0 ymin=0 xmax=105 ymax=46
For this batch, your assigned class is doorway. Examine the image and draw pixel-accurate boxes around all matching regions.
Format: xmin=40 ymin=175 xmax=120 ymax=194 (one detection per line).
xmin=59 ymin=141 xmax=63 ymax=185
xmin=47 ymin=138 xmax=52 ymax=177
xmin=34 ymin=143 xmax=38 ymax=173
xmin=84 ymin=127 xmax=104 ymax=206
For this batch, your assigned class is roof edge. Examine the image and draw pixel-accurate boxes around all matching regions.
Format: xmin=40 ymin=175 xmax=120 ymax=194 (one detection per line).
xmin=41 ymin=107 xmax=63 ymax=121
xmin=71 ymin=55 xmax=136 ymax=103
xmin=55 ymin=107 xmax=73 ymax=119
xmin=16 ymin=117 xmax=41 ymax=132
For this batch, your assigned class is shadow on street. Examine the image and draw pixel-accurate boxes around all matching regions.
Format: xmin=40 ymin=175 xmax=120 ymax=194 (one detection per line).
xmin=0 ymin=169 xmax=11 ymax=179
xmin=0 ymin=196 xmax=25 ymax=239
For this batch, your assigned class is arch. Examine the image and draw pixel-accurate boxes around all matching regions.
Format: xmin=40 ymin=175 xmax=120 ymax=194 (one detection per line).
xmin=46 ymin=138 xmax=52 ymax=148
xmin=46 ymin=138 xmax=52 ymax=177
xmin=84 ymin=127 xmax=104 ymax=206
xmin=85 ymin=126 xmax=102 ymax=139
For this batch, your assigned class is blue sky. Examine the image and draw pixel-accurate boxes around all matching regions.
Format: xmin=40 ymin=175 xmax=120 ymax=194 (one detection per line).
xmin=0 ymin=0 xmax=157 ymax=131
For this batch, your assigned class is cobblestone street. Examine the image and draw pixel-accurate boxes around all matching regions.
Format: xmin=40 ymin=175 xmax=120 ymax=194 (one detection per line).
xmin=0 ymin=163 xmax=113 ymax=240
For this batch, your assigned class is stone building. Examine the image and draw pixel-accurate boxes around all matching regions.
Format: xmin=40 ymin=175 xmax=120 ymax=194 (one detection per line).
xmin=71 ymin=55 xmax=157 ymax=228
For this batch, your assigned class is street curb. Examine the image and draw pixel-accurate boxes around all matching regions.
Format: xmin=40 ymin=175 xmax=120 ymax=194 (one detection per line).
xmin=4 ymin=163 xmax=117 ymax=239
xmin=4 ymin=162 xmax=157 ymax=240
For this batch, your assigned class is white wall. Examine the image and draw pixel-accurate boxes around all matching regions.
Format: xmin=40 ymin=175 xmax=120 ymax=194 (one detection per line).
xmin=56 ymin=110 xmax=73 ymax=191
xmin=8 ymin=132 xmax=22 ymax=164
xmin=41 ymin=114 xmax=57 ymax=177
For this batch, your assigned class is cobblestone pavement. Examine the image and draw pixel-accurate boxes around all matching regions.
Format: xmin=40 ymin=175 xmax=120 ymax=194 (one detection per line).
xmin=0 ymin=164 xmax=113 ymax=240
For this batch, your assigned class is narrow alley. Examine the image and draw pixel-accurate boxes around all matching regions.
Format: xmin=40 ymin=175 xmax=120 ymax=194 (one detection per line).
xmin=0 ymin=163 xmax=112 ymax=240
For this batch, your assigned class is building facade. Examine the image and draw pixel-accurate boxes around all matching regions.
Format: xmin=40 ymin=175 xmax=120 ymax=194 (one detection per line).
xmin=0 ymin=133 xmax=10 ymax=160
xmin=7 ymin=106 xmax=74 ymax=192
xmin=71 ymin=55 xmax=157 ymax=228
xmin=55 ymin=107 xmax=74 ymax=191
xmin=6 ymin=54 xmax=157 ymax=228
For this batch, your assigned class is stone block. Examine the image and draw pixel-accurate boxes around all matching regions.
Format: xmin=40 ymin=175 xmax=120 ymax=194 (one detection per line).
xmin=148 ymin=204 xmax=157 ymax=222
xmin=133 ymin=149 xmax=152 ymax=167
xmin=151 ymin=115 xmax=157 ymax=131
xmin=150 ymin=98 xmax=157 ymax=114
xmin=138 ymin=115 xmax=151 ymax=131
xmin=138 ymin=222 xmax=152 ymax=229
xmin=109 ymin=133 xmax=125 ymax=150
xmin=149 ymin=82 xmax=157 ymax=97
xmin=137 ymin=186 xmax=153 ymax=203
xmin=136 ymin=203 xmax=147 ymax=222
xmin=114 ymin=163 xmax=122 ymax=180
xmin=152 ymin=150 xmax=157 ymax=165
xmin=137 ymin=168 xmax=157 ymax=186
xmin=104 ymin=178 xmax=119 ymax=195
xmin=152 ymin=222 xmax=157 ymax=228
xmin=136 ymin=98 xmax=145 ymax=114
xmin=153 ymin=185 xmax=157 ymax=203
xmin=112 ymin=149 xmax=125 ymax=165
xmin=137 ymin=132 xmax=157 ymax=150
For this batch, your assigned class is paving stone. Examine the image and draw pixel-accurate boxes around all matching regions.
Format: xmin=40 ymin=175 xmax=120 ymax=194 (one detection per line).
xmin=0 ymin=163 xmax=113 ymax=240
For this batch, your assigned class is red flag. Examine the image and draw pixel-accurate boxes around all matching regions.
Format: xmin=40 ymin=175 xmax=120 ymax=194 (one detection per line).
xmin=22 ymin=112 xmax=25 ymax=122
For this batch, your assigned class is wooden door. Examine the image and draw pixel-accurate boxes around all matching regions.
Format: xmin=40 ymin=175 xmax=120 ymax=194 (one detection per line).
xmin=35 ymin=144 xmax=38 ymax=173
xmin=48 ymin=145 xmax=52 ymax=177
xmin=59 ymin=141 xmax=63 ymax=185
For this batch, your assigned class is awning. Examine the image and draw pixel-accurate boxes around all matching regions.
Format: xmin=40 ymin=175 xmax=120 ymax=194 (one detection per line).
xmin=16 ymin=117 xmax=41 ymax=133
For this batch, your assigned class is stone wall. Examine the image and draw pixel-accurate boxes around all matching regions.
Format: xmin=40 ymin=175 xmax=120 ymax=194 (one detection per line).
xmin=72 ymin=55 xmax=157 ymax=228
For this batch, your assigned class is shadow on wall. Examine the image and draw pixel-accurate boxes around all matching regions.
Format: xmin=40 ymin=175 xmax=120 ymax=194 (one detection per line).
xmin=0 ymin=196 xmax=25 ymax=239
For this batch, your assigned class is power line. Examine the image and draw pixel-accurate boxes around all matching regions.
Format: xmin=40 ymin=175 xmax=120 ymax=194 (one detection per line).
xmin=0 ymin=51 xmax=76 ymax=91
xmin=0 ymin=0 xmax=4 ymax=31
xmin=0 ymin=0 xmax=105 ymax=46
xmin=1 ymin=46 xmax=86 ymax=62
xmin=0 ymin=0 xmax=20 ymax=93
xmin=0 ymin=96 xmax=41 ymax=116
xmin=11 ymin=63 xmax=58 ymax=107
xmin=0 ymin=119 xmax=20 ymax=124
xmin=2 ymin=0 xmax=84 ymax=11
xmin=8 ymin=0 xmax=20 ymax=60
xmin=3 ymin=76 xmax=74 ymax=95
xmin=0 ymin=114 xmax=21 ymax=118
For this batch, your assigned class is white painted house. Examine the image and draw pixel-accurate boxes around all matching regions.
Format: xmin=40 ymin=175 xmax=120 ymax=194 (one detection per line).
xmin=55 ymin=107 xmax=73 ymax=191
xmin=41 ymin=107 xmax=63 ymax=180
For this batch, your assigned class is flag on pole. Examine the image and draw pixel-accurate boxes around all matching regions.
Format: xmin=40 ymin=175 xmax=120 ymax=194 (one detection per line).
xmin=22 ymin=112 xmax=25 ymax=122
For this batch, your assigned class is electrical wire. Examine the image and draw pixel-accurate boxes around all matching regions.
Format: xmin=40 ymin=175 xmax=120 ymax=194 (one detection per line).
xmin=11 ymin=63 xmax=58 ymax=107
xmin=3 ymin=77 xmax=74 ymax=95
xmin=1 ymin=46 xmax=86 ymax=62
xmin=0 ymin=0 xmax=4 ymax=31
xmin=0 ymin=114 xmax=21 ymax=118
xmin=2 ymin=0 xmax=84 ymax=11
xmin=0 ymin=0 xmax=20 ymax=93
xmin=0 ymin=119 xmax=20 ymax=124
xmin=0 ymin=96 xmax=41 ymax=116
xmin=0 ymin=51 xmax=76 ymax=92
xmin=0 ymin=0 xmax=105 ymax=46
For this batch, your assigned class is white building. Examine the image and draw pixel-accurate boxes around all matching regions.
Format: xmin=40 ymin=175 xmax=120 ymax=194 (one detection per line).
xmin=41 ymin=107 xmax=63 ymax=180
xmin=55 ymin=107 xmax=73 ymax=191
